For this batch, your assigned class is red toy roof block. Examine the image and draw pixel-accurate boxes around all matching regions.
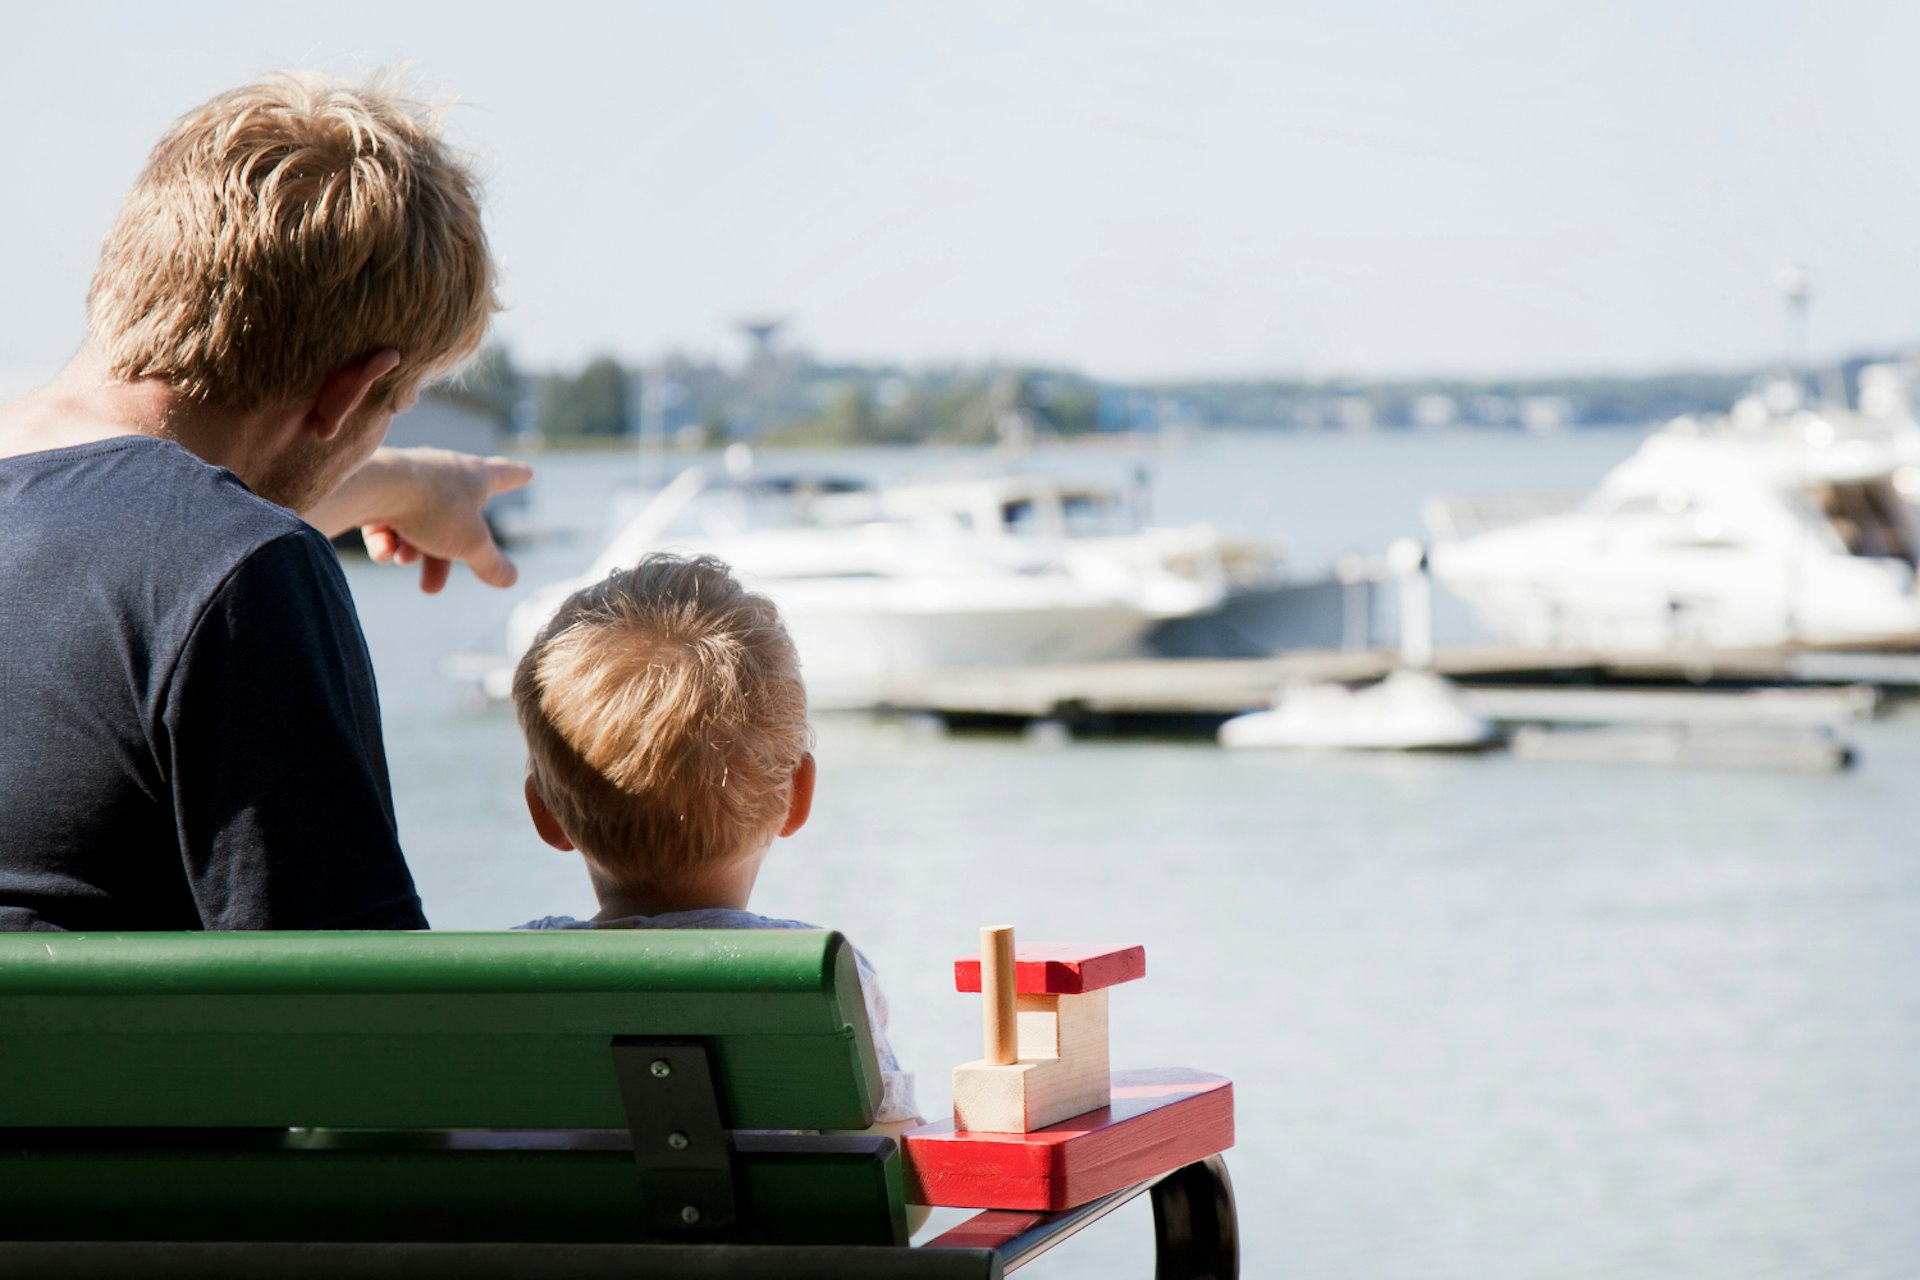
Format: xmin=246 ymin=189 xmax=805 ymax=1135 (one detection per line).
xmin=954 ymin=942 xmax=1146 ymax=995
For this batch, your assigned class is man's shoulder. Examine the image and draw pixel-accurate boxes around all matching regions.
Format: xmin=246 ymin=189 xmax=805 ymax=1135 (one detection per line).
xmin=9 ymin=431 xmax=297 ymax=510
xmin=6 ymin=435 xmax=321 ymax=575
xmin=1 ymin=435 xmax=345 ymax=663
xmin=114 ymin=436 xmax=306 ymax=538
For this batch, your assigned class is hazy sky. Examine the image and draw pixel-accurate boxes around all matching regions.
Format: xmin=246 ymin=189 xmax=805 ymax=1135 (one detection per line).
xmin=3 ymin=1 xmax=1918 ymax=384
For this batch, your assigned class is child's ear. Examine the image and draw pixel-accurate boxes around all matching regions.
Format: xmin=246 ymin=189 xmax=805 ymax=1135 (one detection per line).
xmin=524 ymin=776 xmax=577 ymax=851
xmin=778 ymin=752 xmax=816 ymax=838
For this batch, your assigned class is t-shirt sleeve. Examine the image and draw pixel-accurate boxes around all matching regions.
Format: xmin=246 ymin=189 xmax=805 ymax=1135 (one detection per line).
xmin=162 ymin=529 xmax=427 ymax=930
xmin=851 ymin=945 xmax=922 ymax=1125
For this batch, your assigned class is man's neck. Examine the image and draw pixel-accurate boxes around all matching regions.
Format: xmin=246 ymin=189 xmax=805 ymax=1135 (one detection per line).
xmin=0 ymin=347 xmax=293 ymax=483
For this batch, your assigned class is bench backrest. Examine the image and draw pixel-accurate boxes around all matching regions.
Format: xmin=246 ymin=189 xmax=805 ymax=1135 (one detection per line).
xmin=0 ymin=930 xmax=905 ymax=1246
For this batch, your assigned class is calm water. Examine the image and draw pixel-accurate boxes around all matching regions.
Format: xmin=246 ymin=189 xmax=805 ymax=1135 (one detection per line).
xmin=345 ymin=429 xmax=1920 ymax=1279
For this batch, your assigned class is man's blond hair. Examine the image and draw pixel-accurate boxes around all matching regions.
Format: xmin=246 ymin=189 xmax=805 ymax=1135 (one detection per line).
xmin=87 ymin=71 xmax=497 ymax=412
xmin=513 ymin=555 xmax=810 ymax=893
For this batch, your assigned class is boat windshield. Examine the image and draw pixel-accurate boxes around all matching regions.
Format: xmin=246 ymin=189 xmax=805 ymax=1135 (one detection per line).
xmin=655 ymin=475 xmax=874 ymax=541
xmin=1000 ymin=489 xmax=1135 ymax=537
xmin=1809 ymin=480 xmax=1918 ymax=565
xmin=1061 ymin=491 xmax=1133 ymax=535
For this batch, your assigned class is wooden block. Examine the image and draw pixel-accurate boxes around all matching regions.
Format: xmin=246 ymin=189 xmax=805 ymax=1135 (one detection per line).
xmin=951 ymin=1058 xmax=1042 ymax=1133
xmin=1015 ymin=990 xmax=1107 ymax=1063
xmin=955 ymin=943 xmax=1146 ymax=996
xmin=952 ymin=1039 xmax=1111 ymax=1133
xmin=907 ymin=1068 xmax=1234 ymax=1211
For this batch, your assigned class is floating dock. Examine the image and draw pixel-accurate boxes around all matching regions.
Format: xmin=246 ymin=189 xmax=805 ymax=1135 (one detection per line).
xmin=873 ymin=645 xmax=1913 ymax=733
xmin=1509 ymin=725 xmax=1854 ymax=773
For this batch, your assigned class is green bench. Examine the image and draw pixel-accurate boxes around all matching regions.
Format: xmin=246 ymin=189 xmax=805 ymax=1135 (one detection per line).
xmin=0 ymin=930 xmax=1235 ymax=1278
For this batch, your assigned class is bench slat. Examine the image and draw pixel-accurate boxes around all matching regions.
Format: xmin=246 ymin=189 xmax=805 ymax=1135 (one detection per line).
xmin=0 ymin=1133 xmax=908 ymax=1247
xmin=0 ymin=1241 xmax=1001 ymax=1279
xmin=0 ymin=931 xmax=883 ymax=1131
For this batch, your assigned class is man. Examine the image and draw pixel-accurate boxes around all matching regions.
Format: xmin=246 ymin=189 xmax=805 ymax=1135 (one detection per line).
xmin=0 ymin=72 xmax=529 ymax=931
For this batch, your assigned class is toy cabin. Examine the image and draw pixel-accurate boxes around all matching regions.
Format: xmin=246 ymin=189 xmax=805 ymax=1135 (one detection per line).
xmin=903 ymin=925 xmax=1235 ymax=1216
xmin=951 ymin=927 xmax=1145 ymax=1133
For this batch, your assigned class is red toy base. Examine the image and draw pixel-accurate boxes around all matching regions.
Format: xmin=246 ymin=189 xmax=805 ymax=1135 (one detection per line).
xmin=904 ymin=1068 xmax=1233 ymax=1211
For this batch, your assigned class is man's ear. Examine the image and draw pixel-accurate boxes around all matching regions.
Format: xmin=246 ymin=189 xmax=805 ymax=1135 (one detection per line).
xmin=778 ymin=752 xmax=816 ymax=838
xmin=524 ymin=775 xmax=577 ymax=851
xmin=308 ymin=349 xmax=402 ymax=441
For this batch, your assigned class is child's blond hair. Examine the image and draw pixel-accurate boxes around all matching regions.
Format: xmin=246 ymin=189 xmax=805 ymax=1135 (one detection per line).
xmin=512 ymin=554 xmax=809 ymax=893
xmin=87 ymin=70 xmax=497 ymax=412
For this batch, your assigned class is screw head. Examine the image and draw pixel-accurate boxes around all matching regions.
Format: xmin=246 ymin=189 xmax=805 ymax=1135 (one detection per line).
xmin=680 ymin=1205 xmax=701 ymax=1225
xmin=649 ymin=1059 xmax=672 ymax=1078
xmin=667 ymin=1131 xmax=690 ymax=1150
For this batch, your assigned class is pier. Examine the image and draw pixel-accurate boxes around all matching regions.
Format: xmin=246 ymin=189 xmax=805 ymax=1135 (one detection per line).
xmin=872 ymin=645 xmax=1915 ymax=732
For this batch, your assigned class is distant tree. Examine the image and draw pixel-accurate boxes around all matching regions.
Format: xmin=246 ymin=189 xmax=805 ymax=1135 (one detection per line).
xmin=538 ymin=355 xmax=631 ymax=438
xmin=869 ymin=389 xmax=929 ymax=445
xmin=697 ymin=404 xmax=730 ymax=447
xmin=1035 ymin=381 xmax=1101 ymax=434
xmin=817 ymin=385 xmax=874 ymax=444
xmin=759 ymin=384 xmax=873 ymax=446
xmin=457 ymin=344 xmax=521 ymax=420
xmin=927 ymin=381 xmax=998 ymax=444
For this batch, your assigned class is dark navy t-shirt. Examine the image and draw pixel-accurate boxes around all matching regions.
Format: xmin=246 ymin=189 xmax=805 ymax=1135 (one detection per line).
xmin=0 ymin=435 xmax=427 ymax=931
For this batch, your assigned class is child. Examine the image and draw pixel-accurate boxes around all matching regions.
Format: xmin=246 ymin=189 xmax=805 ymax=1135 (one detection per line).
xmin=510 ymin=552 xmax=919 ymax=1128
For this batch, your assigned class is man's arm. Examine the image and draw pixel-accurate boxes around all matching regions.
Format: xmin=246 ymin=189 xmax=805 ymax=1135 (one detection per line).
xmin=305 ymin=446 xmax=534 ymax=593
xmin=167 ymin=530 xmax=429 ymax=930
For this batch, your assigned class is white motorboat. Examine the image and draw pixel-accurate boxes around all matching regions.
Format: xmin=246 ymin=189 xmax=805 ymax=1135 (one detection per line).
xmin=507 ymin=464 xmax=1286 ymax=709
xmin=1217 ymin=669 xmax=1497 ymax=751
xmin=1427 ymin=417 xmax=1920 ymax=650
xmin=828 ymin=473 xmax=1282 ymax=622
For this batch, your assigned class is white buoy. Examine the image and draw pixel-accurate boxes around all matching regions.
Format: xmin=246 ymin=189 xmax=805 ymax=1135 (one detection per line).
xmin=1219 ymin=538 xmax=1492 ymax=751
xmin=1218 ymin=669 xmax=1496 ymax=751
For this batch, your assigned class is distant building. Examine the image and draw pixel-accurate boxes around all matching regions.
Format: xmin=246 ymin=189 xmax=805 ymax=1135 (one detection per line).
xmin=1520 ymin=396 xmax=1572 ymax=434
xmin=386 ymin=388 xmax=510 ymax=455
xmin=1411 ymin=393 xmax=1458 ymax=429
xmin=1857 ymin=362 xmax=1915 ymax=421
xmin=1471 ymin=394 xmax=1518 ymax=427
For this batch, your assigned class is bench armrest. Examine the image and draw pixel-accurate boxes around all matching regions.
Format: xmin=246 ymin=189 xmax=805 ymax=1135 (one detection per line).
xmin=926 ymin=1155 xmax=1237 ymax=1277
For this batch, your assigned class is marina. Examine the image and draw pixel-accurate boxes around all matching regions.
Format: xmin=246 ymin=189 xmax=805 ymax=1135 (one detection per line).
xmin=11 ymin=13 xmax=1920 ymax=1277
xmin=869 ymin=647 xmax=1898 ymax=729
xmin=370 ymin=429 xmax=1920 ymax=1279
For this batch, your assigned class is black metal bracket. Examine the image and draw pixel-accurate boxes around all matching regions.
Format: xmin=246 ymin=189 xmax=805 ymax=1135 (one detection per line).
xmin=1149 ymin=1155 xmax=1238 ymax=1280
xmin=610 ymin=1038 xmax=736 ymax=1237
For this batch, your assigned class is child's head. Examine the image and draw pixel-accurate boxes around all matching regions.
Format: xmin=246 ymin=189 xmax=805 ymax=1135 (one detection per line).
xmin=512 ymin=553 xmax=811 ymax=903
